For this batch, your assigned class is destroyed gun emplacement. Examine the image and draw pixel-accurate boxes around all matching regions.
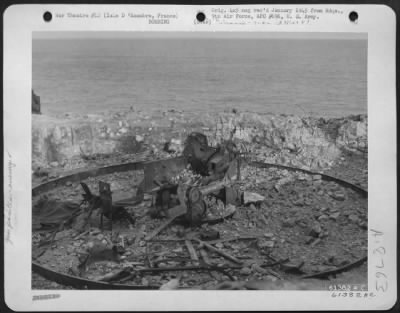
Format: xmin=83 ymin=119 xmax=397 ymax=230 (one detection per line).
xmin=72 ymin=132 xmax=244 ymax=229
xmin=32 ymin=131 xmax=368 ymax=290
xmin=134 ymin=132 xmax=245 ymax=226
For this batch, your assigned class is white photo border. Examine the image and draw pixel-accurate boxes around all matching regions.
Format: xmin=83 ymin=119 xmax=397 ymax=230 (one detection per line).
xmin=3 ymin=4 xmax=397 ymax=311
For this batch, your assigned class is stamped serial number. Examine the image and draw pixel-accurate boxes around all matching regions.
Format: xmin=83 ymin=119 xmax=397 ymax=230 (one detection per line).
xmin=330 ymin=291 xmax=376 ymax=298
xmin=328 ymin=284 xmax=367 ymax=292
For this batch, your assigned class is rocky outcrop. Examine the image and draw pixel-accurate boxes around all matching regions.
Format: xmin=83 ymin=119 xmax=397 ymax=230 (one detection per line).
xmin=32 ymin=111 xmax=367 ymax=171
xmin=32 ymin=115 xmax=118 ymax=168
xmin=32 ymin=90 xmax=41 ymax=114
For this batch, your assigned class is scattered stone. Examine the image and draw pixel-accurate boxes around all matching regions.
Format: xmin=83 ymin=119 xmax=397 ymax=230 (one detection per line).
xmin=358 ymin=221 xmax=368 ymax=229
xmin=309 ymin=222 xmax=322 ymax=238
xmin=265 ymin=275 xmax=278 ymax=282
xmin=135 ymin=135 xmax=144 ymax=142
xmin=319 ymin=231 xmax=329 ymax=239
xmin=281 ymin=261 xmax=304 ymax=274
xmin=292 ymin=199 xmax=304 ymax=206
xmin=342 ymin=209 xmax=352 ymax=217
xmin=257 ymin=239 xmax=275 ymax=249
xmin=348 ymin=214 xmax=359 ymax=223
xmin=50 ymin=161 xmax=59 ymax=167
xmin=329 ymin=212 xmax=341 ymax=220
xmin=263 ymin=233 xmax=274 ymax=239
xmin=141 ymin=277 xmax=149 ymax=286
xmin=318 ymin=214 xmax=329 ymax=221
xmin=330 ymin=192 xmax=346 ymax=201
xmin=243 ymin=191 xmax=265 ymax=204
xmin=160 ymin=278 xmax=180 ymax=290
xmin=90 ymin=228 xmax=101 ymax=236
xmin=240 ymin=267 xmax=252 ymax=275
xmin=296 ymin=219 xmax=309 ymax=228
xmin=249 ymin=204 xmax=257 ymax=212
xmin=251 ymin=263 xmax=267 ymax=274
xmin=310 ymin=238 xmax=321 ymax=247
xmin=143 ymin=194 xmax=152 ymax=201
xmin=282 ymin=218 xmax=296 ymax=227
xmin=356 ymin=207 xmax=365 ymax=215
xmin=313 ymin=175 xmax=322 ymax=181
xmin=126 ymin=236 xmax=135 ymax=245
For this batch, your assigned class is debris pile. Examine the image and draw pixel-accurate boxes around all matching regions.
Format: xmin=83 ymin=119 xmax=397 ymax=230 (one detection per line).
xmin=32 ymin=132 xmax=367 ymax=290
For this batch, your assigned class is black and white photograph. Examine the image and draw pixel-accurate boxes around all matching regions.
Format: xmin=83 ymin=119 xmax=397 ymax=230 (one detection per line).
xmin=31 ymin=31 xmax=369 ymax=290
xmin=3 ymin=4 xmax=397 ymax=311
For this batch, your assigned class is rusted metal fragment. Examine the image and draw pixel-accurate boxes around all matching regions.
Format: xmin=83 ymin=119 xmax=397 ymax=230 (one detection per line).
xmin=32 ymin=161 xmax=144 ymax=197
xmin=200 ymin=229 xmax=220 ymax=241
xmin=32 ymin=262 xmax=159 ymax=290
xmin=185 ymin=187 xmax=206 ymax=226
xmin=250 ymin=161 xmax=368 ymax=198
xmin=206 ymin=236 xmax=258 ymax=245
xmin=199 ymin=248 xmax=211 ymax=265
xmin=224 ymin=186 xmax=242 ymax=205
xmin=302 ymin=256 xmax=367 ymax=279
xmin=144 ymin=205 xmax=186 ymax=241
xmin=137 ymin=264 xmax=241 ymax=275
xmin=195 ymin=239 xmax=243 ymax=265
xmin=184 ymin=240 xmax=199 ymax=263
xmin=79 ymin=181 xmax=135 ymax=230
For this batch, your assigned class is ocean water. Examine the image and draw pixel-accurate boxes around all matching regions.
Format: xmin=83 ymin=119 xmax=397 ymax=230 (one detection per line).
xmin=32 ymin=38 xmax=367 ymax=117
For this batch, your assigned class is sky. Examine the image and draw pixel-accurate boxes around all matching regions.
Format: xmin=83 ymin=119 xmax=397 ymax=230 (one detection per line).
xmin=33 ymin=31 xmax=367 ymax=40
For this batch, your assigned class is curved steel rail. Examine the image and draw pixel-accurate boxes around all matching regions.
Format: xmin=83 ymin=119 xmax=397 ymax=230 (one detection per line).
xmin=32 ymin=159 xmax=368 ymax=289
xmin=32 ymin=262 xmax=159 ymax=290
xmin=249 ymin=161 xmax=367 ymax=198
xmin=32 ymin=161 xmax=144 ymax=196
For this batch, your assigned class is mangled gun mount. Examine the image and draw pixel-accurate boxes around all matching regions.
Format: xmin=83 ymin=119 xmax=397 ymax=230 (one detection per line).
xmin=140 ymin=157 xmax=187 ymax=217
xmin=140 ymin=132 xmax=243 ymax=226
xmin=183 ymin=132 xmax=240 ymax=184
xmin=80 ymin=181 xmax=135 ymax=230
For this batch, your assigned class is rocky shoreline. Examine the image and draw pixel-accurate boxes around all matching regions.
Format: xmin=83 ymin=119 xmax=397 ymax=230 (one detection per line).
xmin=32 ymin=109 xmax=367 ymax=175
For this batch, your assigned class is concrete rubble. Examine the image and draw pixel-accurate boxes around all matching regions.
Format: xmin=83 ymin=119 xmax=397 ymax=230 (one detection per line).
xmin=32 ymin=111 xmax=368 ymax=290
xmin=32 ymin=110 xmax=367 ymax=172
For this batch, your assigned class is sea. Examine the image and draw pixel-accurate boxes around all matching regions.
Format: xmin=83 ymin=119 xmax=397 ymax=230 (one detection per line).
xmin=32 ymin=38 xmax=367 ymax=117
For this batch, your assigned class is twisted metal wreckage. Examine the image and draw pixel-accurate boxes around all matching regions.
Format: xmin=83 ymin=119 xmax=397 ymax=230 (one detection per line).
xmin=32 ymin=132 xmax=368 ymax=289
